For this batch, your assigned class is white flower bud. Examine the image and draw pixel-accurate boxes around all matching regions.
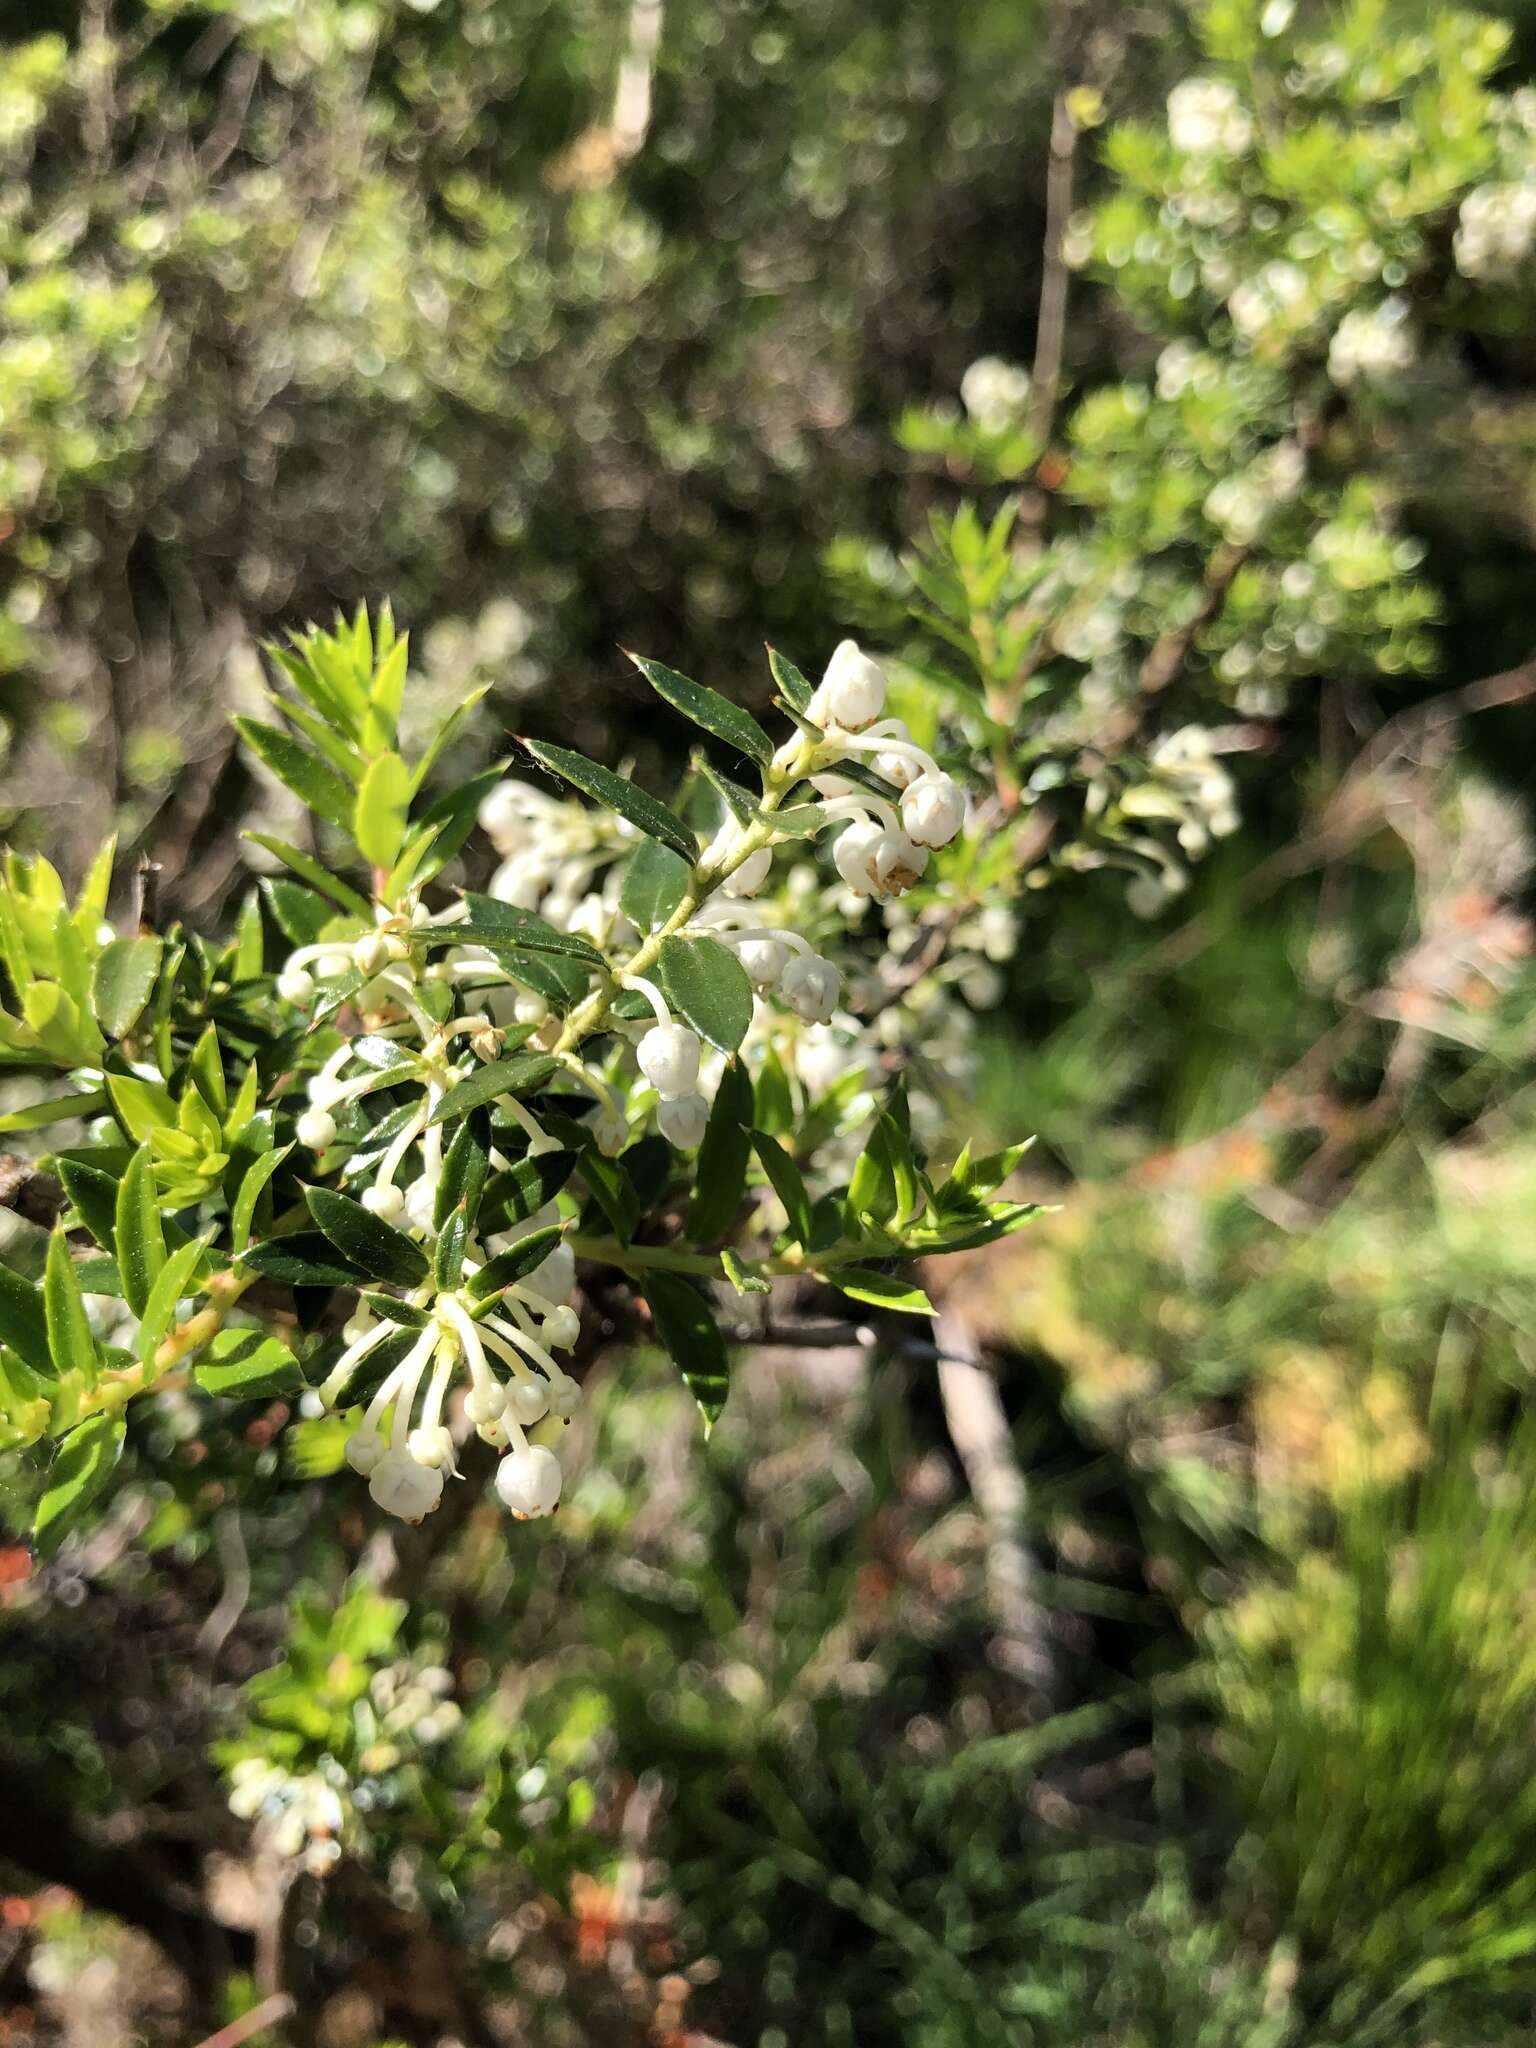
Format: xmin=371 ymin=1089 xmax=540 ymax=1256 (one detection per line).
xmin=464 ymin=1380 xmax=506 ymax=1424
xmin=315 ymin=949 xmax=354 ymax=979
xmin=637 ymin=1022 xmax=701 ymax=1100
xmin=352 ymin=931 xmax=390 ymax=978
xmin=344 ymin=1427 xmax=386 ymax=1475
xmin=810 ymin=640 xmax=887 ymax=731
xmin=736 ymin=936 xmax=789 ymax=989
xmin=873 ymin=747 xmax=921 ymax=790
xmin=722 ymin=845 xmax=773 ymax=898
xmin=541 ymin=1304 xmax=581 ymax=1351
xmin=591 ymin=1103 xmax=630 ymax=1157
xmin=495 ymin=1444 xmax=563 ymax=1519
xmin=833 ymin=819 xmax=884 ymax=897
xmin=277 ymin=965 xmax=315 ymax=1007
xmin=657 ymin=1091 xmax=709 ymax=1149
xmin=900 ymin=773 xmax=966 ymax=850
xmin=296 ymin=1107 xmax=337 ymax=1152
xmin=872 ymin=830 xmax=929 ymax=895
xmin=548 ymin=1371 xmax=582 ymax=1420
xmin=514 ymin=990 xmax=549 ymax=1026
xmin=780 ymin=954 xmax=840 ymax=1024
xmin=362 ymin=1182 xmax=407 ymax=1222
xmin=507 ymin=1377 xmax=551 ymax=1426
xmin=368 ymin=1449 xmax=444 ymax=1522
xmin=407 ymin=1424 xmax=455 ymax=1470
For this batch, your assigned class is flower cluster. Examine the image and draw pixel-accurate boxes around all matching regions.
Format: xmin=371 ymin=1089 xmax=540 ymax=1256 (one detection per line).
xmin=1454 ymin=179 xmax=1536 ymax=283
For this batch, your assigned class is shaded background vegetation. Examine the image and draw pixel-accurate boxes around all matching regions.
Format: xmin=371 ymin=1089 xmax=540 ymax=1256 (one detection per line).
xmin=6 ymin=1 xmax=1536 ymax=2044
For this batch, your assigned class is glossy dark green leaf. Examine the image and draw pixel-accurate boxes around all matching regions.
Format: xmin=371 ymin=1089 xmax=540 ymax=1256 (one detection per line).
xmin=465 ymin=1224 xmax=563 ymax=1303
xmin=0 ymin=1258 xmax=51 ymax=1378
xmin=686 ymin=1060 xmax=753 ymax=1242
xmin=428 ymin=1052 xmax=559 ymax=1125
xmin=481 ymin=1149 xmax=577 ymax=1232
xmin=306 ymin=1186 xmax=429 ymax=1284
xmin=642 ymin=1271 xmax=732 ymax=1430
xmin=456 ymin=893 xmax=607 ymax=964
xmin=34 ymin=1415 xmax=125 ymax=1558
xmin=753 ymin=1132 xmax=813 ymax=1246
xmin=766 ymin=646 xmax=814 ymax=712
xmin=435 ymin=1203 xmax=469 ymax=1289
xmin=57 ymin=1158 xmax=120 ymax=1251
xmin=655 ymin=934 xmax=753 ymax=1054
xmin=628 ymin=652 xmax=772 ymax=766
xmin=259 ymin=877 xmax=335 ymax=948
xmin=696 ymin=758 xmax=757 ymax=827
xmin=521 ymin=738 xmax=697 ymax=864
xmin=135 ymin=1240 xmax=208 ymax=1366
xmin=194 ymin=1327 xmax=308 ymax=1400
xmin=230 ymin=1143 xmax=292 ymax=1254
xmin=241 ymin=1231 xmax=367 ymax=1289
xmin=360 ymin=1292 xmax=432 ymax=1328
xmin=435 ymin=1109 xmax=491 ymax=1229
xmin=114 ymin=1144 xmax=165 ymax=1317
xmin=620 ymin=837 xmax=691 ymax=931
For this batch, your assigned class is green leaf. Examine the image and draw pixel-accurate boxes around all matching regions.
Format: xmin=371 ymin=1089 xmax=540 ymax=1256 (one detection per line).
xmin=231 ymin=1143 xmax=292 ymax=1254
xmin=407 ymin=682 xmax=490 ymax=796
xmin=91 ymin=938 xmax=162 ymax=1040
xmin=187 ymin=1023 xmax=227 ymax=1118
xmin=642 ymin=1271 xmax=732 ymax=1430
xmin=752 ymin=1132 xmax=813 ymax=1246
xmin=354 ymin=751 xmax=412 ymax=870
xmin=481 ymin=1149 xmax=577 ymax=1231
xmin=0 ymin=1089 xmax=107 ymax=1135
xmin=34 ymin=1415 xmax=125 ymax=1558
xmin=628 ymin=652 xmax=772 ymax=767
xmin=832 ymin=1268 xmax=934 ymax=1315
xmin=435 ymin=1110 xmax=492 ymax=1230
xmin=114 ymin=1144 xmax=166 ymax=1317
xmin=621 ymin=837 xmax=692 ymax=932
xmin=260 ymin=877 xmax=335 ymax=949
xmin=655 ymin=934 xmax=753 ymax=1054
xmin=235 ymin=719 xmax=356 ymax=834
xmin=767 ymin=646 xmax=814 ymax=712
xmin=194 ymin=1327 xmax=307 ymax=1400
xmin=307 ymin=1186 xmax=430 ymax=1285
xmin=136 ymin=1239 xmax=207 ymax=1367
xmin=435 ymin=1204 xmax=469 ymax=1289
xmin=687 ymin=1059 xmax=753 ymax=1242
xmin=455 ymin=894 xmax=607 ymax=965
xmin=57 ymin=1158 xmax=120 ymax=1250
xmin=428 ymin=1052 xmax=559 ymax=1126
xmin=360 ymin=1293 xmax=433 ymax=1329
xmin=578 ymin=1145 xmax=640 ymax=1240
xmin=0 ymin=1260 xmax=51 ymax=1378
xmin=242 ymin=1232 xmax=366 ymax=1289
xmin=720 ymin=1247 xmax=770 ymax=1295
xmin=107 ymin=1073 xmax=177 ymax=1145
xmin=245 ymin=836 xmax=373 ymax=919
xmin=44 ymin=1226 xmax=100 ymax=1387
xmin=521 ymin=738 xmax=697 ymax=864
xmin=389 ymin=764 xmax=510 ymax=897
xmin=695 ymin=758 xmax=757 ymax=827
xmin=466 ymin=1224 xmax=563 ymax=1303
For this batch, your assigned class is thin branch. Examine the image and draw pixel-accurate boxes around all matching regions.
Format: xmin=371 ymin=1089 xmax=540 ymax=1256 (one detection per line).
xmin=1026 ymin=94 xmax=1080 ymax=452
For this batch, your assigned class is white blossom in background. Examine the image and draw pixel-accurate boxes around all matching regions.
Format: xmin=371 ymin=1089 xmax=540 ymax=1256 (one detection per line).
xmin=959 ymin=356 xmax=1032 ymax=434
xmin=1327 ymin=298 xmax=1415 ymax=386
xmin=1167 ymin=77 xmax=1253 ymax=158
xmin=1228 ymin=261 xmax=1316 ymax=345
xmin=1454 ymin=179 xmax=1536 ymax=280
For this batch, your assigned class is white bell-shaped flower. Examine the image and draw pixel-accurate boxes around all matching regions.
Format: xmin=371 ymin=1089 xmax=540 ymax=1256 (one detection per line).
xmin=362 ymin=1182 xmax=407 ymax=1222
xmin=368 ymin=1449 xmax=445 ymax=1523
xmin=736 ymin=936 xmax=789 ymax=989
xmin=277 ymin=965 xmax=315 ymax=1006
xmin=344 ymin=1427 xmax=386 ymax=1475
xmin=657 ymin=1091 xmax=709 ymax=1149
xmin=901 ymin=772 xmax=966 ymax=849
xmin=541 ymin=1304 xmax=581 ymax=1351
xmin=780 ymin=954 xmax=840 ymax=1024
xmin=590 ymin=1102 xmax=630 ymax=1157
xmin=872 ymin=830 xmax=929 ymax=895
xmin=507 ymin=1377 xmax=551 ymax=1426
xmin=464 ymin=1379 xmax=507 ymax=1424
xmin=810 ymin=640 xmax=887 ymax=731
xmin=637 ymin=1022 xmax=701 ymax=1100
xmin=722 ymin=845 xmax=773 ymax=898
xmin=833 ymin=819 xmax=884 ymax=897
xmin=407 ymin=1424 xmax=456 ymax=1471
xmin=527 ymin=1239 xmax=576 ymax=1301
xmin=495 ymin=1443 xmax=563 ymax=1519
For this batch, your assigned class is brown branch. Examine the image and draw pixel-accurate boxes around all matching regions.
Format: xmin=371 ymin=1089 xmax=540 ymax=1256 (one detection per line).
xmin=0 ymin=1154 xmax=67 ymax=1231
